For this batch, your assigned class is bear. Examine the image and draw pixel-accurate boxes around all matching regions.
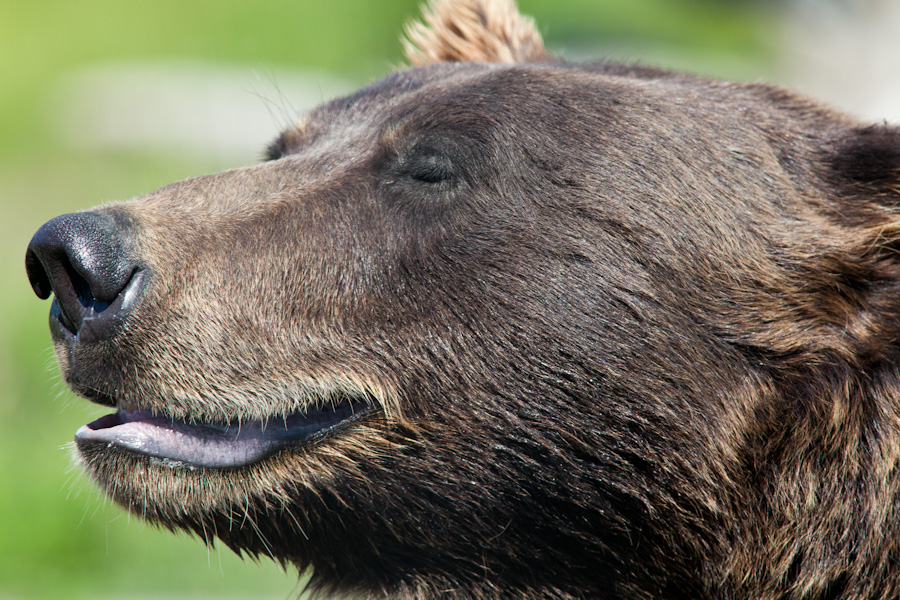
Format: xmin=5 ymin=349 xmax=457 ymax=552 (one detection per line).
xmin=24 ymin=0 xmax=900 ymax=598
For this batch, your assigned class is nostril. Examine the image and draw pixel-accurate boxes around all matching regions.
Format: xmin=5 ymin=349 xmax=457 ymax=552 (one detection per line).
xmin=66 ymin=260 xmax=97 ymax=308
xmin=25 ymin=247 xmax=53 ymax=299
xmin=57 ymin=254 xmax=110 ymax=335
xmin=26 ymin=211 xmax=146 ymax=343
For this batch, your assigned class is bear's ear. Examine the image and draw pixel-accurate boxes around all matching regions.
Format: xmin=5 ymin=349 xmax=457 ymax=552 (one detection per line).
xmin=404 ymin=0 xmax=550 ymax=66
xmin=829 ymin=125 xmax=900 ymax=204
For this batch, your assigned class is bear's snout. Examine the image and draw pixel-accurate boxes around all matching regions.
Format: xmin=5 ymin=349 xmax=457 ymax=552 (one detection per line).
xmin=26 ymin=211 xmax=148 ymax=345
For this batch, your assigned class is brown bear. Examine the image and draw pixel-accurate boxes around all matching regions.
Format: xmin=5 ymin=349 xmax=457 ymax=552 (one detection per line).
xmin=24 ymin=0 xmax=900 ymax=598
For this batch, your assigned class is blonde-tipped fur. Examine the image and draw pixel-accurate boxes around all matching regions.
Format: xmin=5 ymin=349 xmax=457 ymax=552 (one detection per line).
xmin=404 ymin=0 xmax=549 ymax=66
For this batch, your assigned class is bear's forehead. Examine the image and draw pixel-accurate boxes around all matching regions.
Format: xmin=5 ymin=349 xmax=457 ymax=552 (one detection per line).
xmin=270 ymin=63 xmax=502 ymax=158
xmin=266 ymin=60 xmax=794 ymax=179
xmin=273 ymin=61 xmax=663 ymax=156
xmin=286 ymin=61 xmax=734 ymax=140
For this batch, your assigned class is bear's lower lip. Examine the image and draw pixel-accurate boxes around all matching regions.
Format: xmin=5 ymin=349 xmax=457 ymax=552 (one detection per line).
xmin=75 ymin=402 xmax=373 ymax=468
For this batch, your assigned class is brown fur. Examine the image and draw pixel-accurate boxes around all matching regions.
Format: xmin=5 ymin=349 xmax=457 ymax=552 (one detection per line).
xmin=27 ymin=1 xmax=900 ymax=598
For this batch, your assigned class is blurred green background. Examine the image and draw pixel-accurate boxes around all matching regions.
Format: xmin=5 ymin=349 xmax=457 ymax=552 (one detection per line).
xmin=3 ymin=0 xmax=891 ymax=598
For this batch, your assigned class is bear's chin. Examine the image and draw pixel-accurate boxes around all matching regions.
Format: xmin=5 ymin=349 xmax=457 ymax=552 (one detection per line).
xmin=72 ymin=406 xmax=394 ymax=532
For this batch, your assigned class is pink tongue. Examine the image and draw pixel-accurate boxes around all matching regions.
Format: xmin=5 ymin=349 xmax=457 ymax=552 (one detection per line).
xmin=75 ymin=411 xmax=281 ymax=468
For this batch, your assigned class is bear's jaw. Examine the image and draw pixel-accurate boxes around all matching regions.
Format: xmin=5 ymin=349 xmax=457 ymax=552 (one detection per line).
xmin=75 ymin=401 xmax=374 ymax=468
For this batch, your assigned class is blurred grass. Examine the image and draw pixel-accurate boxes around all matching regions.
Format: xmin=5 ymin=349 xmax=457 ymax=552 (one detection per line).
xmin=0 ymin=0 xmax=774 ymax=598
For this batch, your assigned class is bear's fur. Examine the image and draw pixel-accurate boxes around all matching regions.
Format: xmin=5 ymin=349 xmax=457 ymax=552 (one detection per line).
xmin=26 ymin=0 xmax=900 ymax=598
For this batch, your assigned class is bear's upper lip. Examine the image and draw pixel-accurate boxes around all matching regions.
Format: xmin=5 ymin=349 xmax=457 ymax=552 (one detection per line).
xmin=75 ymin=402 xmax=373 ymax=468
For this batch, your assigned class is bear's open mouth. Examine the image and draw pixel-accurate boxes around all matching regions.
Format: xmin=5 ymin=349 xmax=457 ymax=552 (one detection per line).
xmin=75 ymin=400 xmax=373 ymax=468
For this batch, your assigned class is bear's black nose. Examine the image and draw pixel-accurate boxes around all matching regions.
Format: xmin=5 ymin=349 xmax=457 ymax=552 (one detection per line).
xmin=25 ymin=211 xmax=146 ymax=344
